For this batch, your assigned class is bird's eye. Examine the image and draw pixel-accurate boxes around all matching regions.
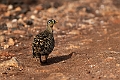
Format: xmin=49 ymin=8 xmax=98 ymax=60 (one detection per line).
xmin=48 ymin=21 xmax=51 ymax=24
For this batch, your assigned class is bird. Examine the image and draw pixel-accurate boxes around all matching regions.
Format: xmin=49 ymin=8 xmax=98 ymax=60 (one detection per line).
xmin=32 ymin=19 xmax=57 ymax=64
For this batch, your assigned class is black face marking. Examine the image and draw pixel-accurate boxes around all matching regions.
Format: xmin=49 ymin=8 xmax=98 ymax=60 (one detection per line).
xmin=52 ymin=19 xmax=55 ymax=24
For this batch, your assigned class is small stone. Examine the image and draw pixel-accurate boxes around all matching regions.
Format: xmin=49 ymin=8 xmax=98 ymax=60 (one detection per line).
xmin=4 ymin=11 xmax=11 ymax=17
xmin=4 ymin=44 xmax=9 ymax=49
xmin=62 ymin=60 xmax=66 ymax=63
xmin=2 ymin=72 xmax=7 ymax=74
xmin=23 ymin=17 xmax=27 ymax=21
xmin=0 ymin=35 xmax=5 ymax=43
xmin=25 ymin=20 xmax=33 ymax=25
xmin=8 ymin=5 xmax=13 ymax=10
xmin=80 ymin=24 xmax=87 ymax=29
xmin=85 ymin=7 xmax=93 ymax=13
xmin=12 ymin=19 xmax=18 ymax=23
xmin=116 ymin=64 xmax=120 ymax=67
xmin=35 ymin=5 xmax=43 ymax=11
xmin=33 ymin=10 xmax=38 ymax=14
xmin=47 ymin=8 xmax=57 ymax=13
xmin=31 ymin=77 xmax=34 ymax=80
xmin=14 ymin=7 xmax=22 ymax=12
xmin=95 ymin=10 xmax=100 ymax=14
xmin=20 ymin=35 xmax=24 ymax=38
xmin=8 ymin=38 xmax=14 ymax=46
xmin=104 ymin=57 xmax=115 ymax=62
xmin=0 ymin=57 xmax=19 ymax=68
xmin=83 ymin=19 xmax=95 ymax=24
xmin=15 ymin=44 xmax=19 ymax=47
xmin=30 ymin=15 xmax=36 ymax=20
xmin=0 ymin=23 xmax=8 ymax=30
xmin=6 ymin=22 xmax=13 ymax=28
xmin=103 ymin=28 xmax=107 ymax=34
xmin=100 ymin=20 xmax=104 ymax=24
xmin=89 ymin=65 xmax=95 ymax=68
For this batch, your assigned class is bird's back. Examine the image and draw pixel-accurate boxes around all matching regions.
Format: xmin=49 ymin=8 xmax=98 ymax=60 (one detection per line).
xmin=32 ymin=30 xmax=55 ymax=57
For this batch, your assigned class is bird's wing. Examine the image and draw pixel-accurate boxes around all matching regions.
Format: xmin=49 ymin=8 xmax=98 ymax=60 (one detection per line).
xmin=32 ymin=31 xmax=48 ymax=52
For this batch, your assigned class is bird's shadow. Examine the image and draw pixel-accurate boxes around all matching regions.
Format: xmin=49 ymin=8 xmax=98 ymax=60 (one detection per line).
xmin=41 ymin=52 xmax=73 ymax=66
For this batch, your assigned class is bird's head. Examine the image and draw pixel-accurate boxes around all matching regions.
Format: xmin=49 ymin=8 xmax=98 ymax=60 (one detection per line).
xmin=47 ymin=19 xmax=57 ymax=28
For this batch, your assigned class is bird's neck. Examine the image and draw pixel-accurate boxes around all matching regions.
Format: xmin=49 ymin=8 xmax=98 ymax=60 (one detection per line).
xmin=46 ymin=25 xmax=53 ymax=33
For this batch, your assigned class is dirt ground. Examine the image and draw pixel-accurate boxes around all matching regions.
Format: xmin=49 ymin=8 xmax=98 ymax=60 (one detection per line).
xmin=0 ymin=0 xmax=120 ymax=80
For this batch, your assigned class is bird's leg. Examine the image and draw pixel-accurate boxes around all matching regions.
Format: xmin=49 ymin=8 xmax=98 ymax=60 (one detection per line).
xmin=39 ymin=55 xmax=48 ymax=64
xmin=32 ymin=48 xmax=36 ymax=58
xmin=45 ymin=55 xmax=48 ymax=63
xmin=39 ymin=55 xmax=43 ymax=63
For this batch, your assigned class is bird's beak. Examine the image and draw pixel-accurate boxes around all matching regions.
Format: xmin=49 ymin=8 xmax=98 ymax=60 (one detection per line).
xmin=55 ymin=20 xmax=58 ymax=23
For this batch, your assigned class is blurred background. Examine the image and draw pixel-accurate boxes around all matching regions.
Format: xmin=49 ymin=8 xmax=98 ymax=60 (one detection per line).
xmin=0 ymin=0 xmax=120 ymax=80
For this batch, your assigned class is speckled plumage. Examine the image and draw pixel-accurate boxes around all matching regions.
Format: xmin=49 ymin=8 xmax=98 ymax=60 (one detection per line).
xmin=32 ymin=19 xmax=57 ymax=63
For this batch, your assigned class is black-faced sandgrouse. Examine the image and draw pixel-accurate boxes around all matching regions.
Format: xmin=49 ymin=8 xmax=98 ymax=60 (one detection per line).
xmin=32 ymin=19 xmax=57 ymax=64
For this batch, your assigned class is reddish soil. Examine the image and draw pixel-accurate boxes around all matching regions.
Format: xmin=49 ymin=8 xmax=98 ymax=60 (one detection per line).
xmin=0 ymin=0 xmax=120 ymax=80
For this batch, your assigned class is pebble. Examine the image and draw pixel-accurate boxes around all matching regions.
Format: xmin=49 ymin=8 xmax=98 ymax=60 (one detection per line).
xmin=80 ymin=24 xmax=87 ymax=29
xmin=8 ymin=38 xmax=14 ymax=46
xmin=0 ymin=23 xmax=8 ymax=30
xmin=35 ymin=5 xmax=43 ymax=11
xmin=47 ymin=8 xmax=57 ymax=13
xmin=14 ymin=7 xmax=22 ymax=12
xmin=8 ymin=5 xmax=13 ymax=10
xmin=85 ymin=6 xmax=93 ymax=13
xmin=116 ymin=64 xmax=120 ymax=67
xmin=15 ymin=44 xmax=19 ymax=47
xmin=0 ymin=35 xmax=5 ymax=43
xmin=17 ymin=18 xmax=23 ymax=23
xmin=23 ymin=17 xmax=27 ymax=21
xmin=12 ymin=19 xmax=18 ymax=23
xmin=4 ymin=44 xmax=9 ymax=49
xmin=33 ymin=10 xmax=38 ymax=14
xmin=30 ymin=15 xmax=36 ymax=20
xmin=89 ymin=64 xmax=96 ymax=68
xmin=0 ymin=57 xmax=19 ymax=68
xmin=25 ymin=20 xmax=33 ymax=25
xmin=95 ymin=10 xmax=100 ymax=14
xmin=100 ymin=5 xmax=105 ymax=9
xmin=82 ymin=19 xmax=95 ymax=25
xmin=4 ymin=11 xmax=11 ymax=17
xmin=100 ymin=20 xmax=104 ymax=24
xmin=103 ymin=28 xmax=107 ymax=34
xmin=104 ymin=57 xmax=115 ymax=62
xmin=6 ymin=22 xmax=13 ymax=28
